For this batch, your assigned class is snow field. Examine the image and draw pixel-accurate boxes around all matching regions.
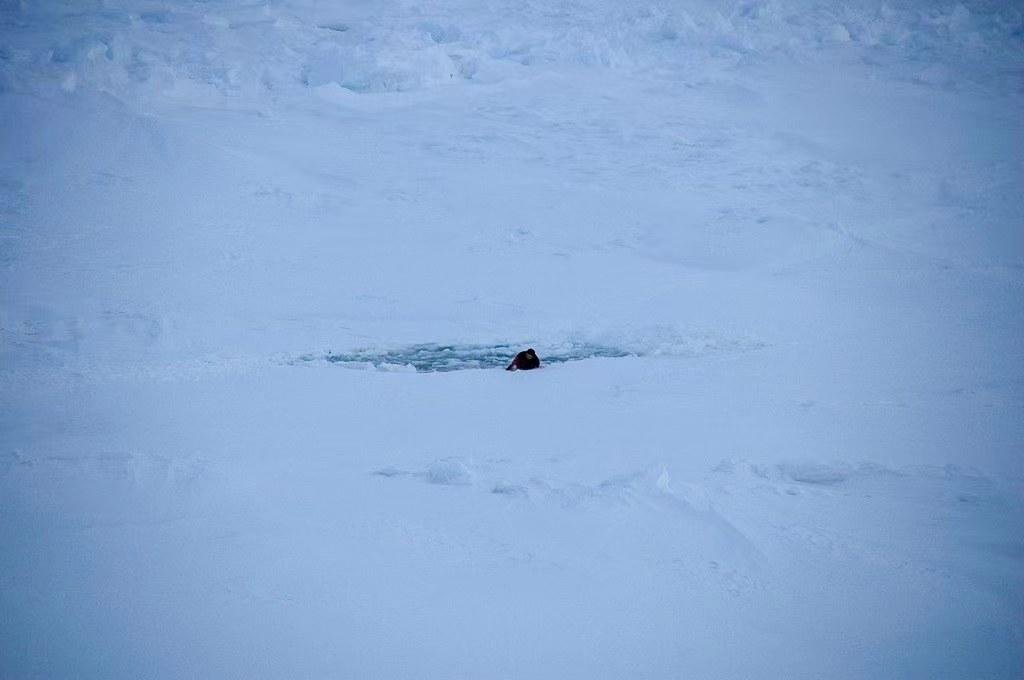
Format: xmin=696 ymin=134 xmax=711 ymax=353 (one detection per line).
xmin=2 ymin=0 xmax=1023 ymax=677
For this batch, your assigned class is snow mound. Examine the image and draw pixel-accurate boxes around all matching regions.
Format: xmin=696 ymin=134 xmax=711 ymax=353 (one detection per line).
xmin=3 ymin=1 xmax=1020 ymax=103
xmin=422 ymin=458 xmax=474 ymax=485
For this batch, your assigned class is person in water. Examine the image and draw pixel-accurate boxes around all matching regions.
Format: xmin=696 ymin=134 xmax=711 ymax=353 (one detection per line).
xmin=506 ymin=348 xmax=540 ymax=371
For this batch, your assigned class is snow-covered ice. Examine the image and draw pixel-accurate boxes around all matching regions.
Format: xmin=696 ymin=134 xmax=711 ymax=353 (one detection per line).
xmin=1 ymin=0 xmax=1022 ymax=677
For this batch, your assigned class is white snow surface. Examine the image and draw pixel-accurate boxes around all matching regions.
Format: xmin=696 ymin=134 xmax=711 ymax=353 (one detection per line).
xmin=2 ymin=0 xmax=1023 ymax=677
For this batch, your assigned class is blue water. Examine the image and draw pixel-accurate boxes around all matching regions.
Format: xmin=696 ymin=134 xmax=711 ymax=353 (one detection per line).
xmin=298 ymin=343 xmax=634 ymax=372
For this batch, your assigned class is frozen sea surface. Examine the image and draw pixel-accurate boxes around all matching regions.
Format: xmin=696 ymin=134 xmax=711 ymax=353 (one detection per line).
xmin=1 ymin=0 xmax=1022 ymax=678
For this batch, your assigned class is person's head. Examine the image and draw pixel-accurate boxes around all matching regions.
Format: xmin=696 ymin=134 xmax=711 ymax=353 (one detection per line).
xmin=526 ymin=348 xmax=536 ymax=356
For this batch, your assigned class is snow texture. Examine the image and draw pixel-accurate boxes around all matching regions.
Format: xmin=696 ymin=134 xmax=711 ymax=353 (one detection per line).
xmin=1 ymin=0 xmax=1023 ymax=678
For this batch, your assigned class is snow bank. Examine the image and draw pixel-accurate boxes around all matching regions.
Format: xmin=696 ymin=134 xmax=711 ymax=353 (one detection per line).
xmin=2 ymin=1 xmax=1021 ymax=103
